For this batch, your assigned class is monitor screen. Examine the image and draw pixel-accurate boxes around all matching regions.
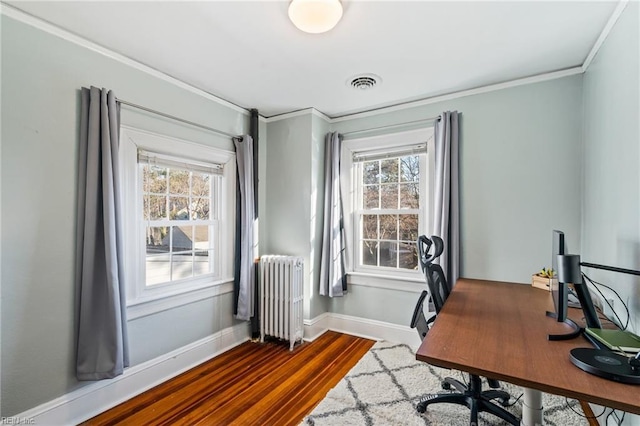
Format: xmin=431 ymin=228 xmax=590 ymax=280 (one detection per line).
xmin=551 ymin=230 xmax=567 ymax=322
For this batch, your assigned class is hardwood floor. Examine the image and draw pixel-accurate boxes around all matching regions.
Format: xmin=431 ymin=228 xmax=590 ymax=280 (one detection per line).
xmin=83 ymin=331 xmax=375 ymax=426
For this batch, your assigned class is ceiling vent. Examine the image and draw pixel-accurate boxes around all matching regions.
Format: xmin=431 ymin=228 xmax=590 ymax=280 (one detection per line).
xmin=348 ymin=74 xmax=381 ymax=90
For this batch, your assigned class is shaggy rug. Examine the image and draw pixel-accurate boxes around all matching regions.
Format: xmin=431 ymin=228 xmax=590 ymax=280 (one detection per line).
xmin=302 ymin=341 xmax=589 ymax=426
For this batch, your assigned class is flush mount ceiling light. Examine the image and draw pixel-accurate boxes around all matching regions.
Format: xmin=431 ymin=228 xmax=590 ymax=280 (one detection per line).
xmin=288 ymin=0 xmax=343 ymax=34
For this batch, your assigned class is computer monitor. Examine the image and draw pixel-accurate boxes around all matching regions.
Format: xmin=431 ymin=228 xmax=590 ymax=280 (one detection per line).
xmin=550 ymin=230 xmax=567 ymax=322
xmin=547 ymin=230 xmax=602 ymax=340
xmin=557 ymin=253 xmax=602 ymax=330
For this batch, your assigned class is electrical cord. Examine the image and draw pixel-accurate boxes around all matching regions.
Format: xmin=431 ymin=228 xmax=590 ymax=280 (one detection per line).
xmin=502 ymin=392 xmax=523 ymax=408
xmin=581 ymin=272 xmax=630 ymax=330
xmin=565 ymin=397 xmax=607 ymax=421
xmin=605 ymin=408 xmax=625 ymax=425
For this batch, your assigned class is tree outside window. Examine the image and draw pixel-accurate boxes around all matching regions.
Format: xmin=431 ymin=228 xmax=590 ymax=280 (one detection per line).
xmin=359 ymin=154 xmax=421 ymax=270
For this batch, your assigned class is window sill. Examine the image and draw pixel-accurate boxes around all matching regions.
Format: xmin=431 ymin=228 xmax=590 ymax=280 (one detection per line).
xmin=347 ymin=272 xmax=425 ymax=293
xmin=127 ymin=278 xmax=234 ymax=320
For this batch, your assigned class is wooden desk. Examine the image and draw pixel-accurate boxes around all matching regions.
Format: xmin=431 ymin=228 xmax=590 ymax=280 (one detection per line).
xmin=416 ymin=278 xmax=640 ymax=418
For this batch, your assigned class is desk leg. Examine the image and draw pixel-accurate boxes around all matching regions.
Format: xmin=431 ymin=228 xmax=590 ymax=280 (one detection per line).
xmin=521 ymin=388 xmax=543 ymax=426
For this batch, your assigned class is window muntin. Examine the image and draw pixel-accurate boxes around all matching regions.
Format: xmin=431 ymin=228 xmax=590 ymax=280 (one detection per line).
xmin=356 ymin=155 xmax=422 ymax=271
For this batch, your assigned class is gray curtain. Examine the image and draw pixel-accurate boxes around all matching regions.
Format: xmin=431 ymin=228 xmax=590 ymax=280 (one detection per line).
xmin=233 ymin=135 xmax=256 ymax=320
xmin=319 ymin=131 xmax=347 ymax=297
xmin=76 ymin=86 xmax=129 ymax=380
xmin=433 ymin=111 xmax=460 ymax=288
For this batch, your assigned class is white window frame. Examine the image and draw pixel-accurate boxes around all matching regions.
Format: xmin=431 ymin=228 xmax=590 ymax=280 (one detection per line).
xmin=341 ymin=128 xmax=435 ymax=287
xmin=120 ymin=126 xmax=236 ymax=318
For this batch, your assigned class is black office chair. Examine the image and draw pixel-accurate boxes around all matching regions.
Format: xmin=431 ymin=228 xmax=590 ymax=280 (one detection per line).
xmin=411 ymin=235 xmax=519 ymax=426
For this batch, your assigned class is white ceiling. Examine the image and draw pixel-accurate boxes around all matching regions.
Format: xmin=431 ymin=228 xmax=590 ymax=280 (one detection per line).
xmin=5 ymin=1 xmax=619 ymax=118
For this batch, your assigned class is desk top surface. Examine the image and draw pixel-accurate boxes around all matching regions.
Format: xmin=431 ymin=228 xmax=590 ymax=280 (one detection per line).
xmin=416 ymin=278 xmax=640 ymax=414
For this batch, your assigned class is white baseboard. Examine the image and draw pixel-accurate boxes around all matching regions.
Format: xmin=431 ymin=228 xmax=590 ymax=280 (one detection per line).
xmin=14 ymin=322 xmax=251 ymax=426
xmin=303 ymin=312 xmax=331 ymax=342
xmin=304 ymin=313 xmax=422 ymax=350
xmin=14 ymin=315 xmax=417 ymax=425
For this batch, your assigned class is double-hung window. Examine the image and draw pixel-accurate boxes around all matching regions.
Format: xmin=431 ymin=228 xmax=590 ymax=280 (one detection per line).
xmin=343 ymin=128 xmax=434 ymax=282
xmin=139 ymin=151 xmax=221 ymax=286
xmin=120 ymin=126 xmax=236 ymax=316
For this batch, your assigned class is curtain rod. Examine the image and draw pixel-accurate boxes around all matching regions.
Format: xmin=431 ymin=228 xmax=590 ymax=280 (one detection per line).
xmin=341 ymin=116 xmax=441 ymax=138
xmin=116 ymin=98 xmax=239 ymax=139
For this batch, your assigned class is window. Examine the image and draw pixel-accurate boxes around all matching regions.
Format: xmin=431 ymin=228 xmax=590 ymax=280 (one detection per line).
xmin=139 ymin=152 xmax=221 ymax=286
xmin=120 ymin=126 xmax=236 ymax=316
xmin=356 ymin=154 xmax=422 ymax=270
xmin=343 ymin=128 xmax=434 ymax=280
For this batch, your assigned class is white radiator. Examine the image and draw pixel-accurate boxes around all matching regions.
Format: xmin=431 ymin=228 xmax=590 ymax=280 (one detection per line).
xmin=259 ymin=255 xmax=304 ymax=351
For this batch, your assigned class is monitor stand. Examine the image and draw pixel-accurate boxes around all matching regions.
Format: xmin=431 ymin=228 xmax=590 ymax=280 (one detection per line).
xmin=545 ymin=311 xmax=581 ymax=341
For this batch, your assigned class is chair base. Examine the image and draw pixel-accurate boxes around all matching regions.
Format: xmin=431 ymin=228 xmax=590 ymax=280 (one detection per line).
xmin=416 ymin=375 xmax=519 ymax=426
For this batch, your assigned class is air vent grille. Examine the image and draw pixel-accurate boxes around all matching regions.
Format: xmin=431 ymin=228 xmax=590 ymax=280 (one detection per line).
xmin=348 ymin=74 xmax=381 ymax=90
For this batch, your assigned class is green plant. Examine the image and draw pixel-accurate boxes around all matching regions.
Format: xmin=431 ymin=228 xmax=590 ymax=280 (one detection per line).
xmin=537 ymin=267 xmax=554 ymax=278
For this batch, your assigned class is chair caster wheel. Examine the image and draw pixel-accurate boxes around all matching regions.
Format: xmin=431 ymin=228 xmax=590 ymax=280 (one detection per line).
xmin=442 ymin=382 xmax=452 ymax=390
xmin=416 ymin=402 xmax=427 ymax=413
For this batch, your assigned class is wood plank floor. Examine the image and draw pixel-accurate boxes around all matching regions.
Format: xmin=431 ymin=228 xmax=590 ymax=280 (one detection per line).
xmin=83 ymin=331 xmax=375 ymax=426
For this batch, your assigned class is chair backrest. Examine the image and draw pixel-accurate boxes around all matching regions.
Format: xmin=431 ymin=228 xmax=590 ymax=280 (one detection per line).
xmin=412 ymin=234 xmax=448 ymax=340
xmin=422 ymin=235 xmax=449 ymax=313
xmin=417 ymin=235 xmax=432 ymax=272
xmin=418 ymin=235 xmax=444 ymax=271
xmin=425 ymin=262 xmax=450 ymax=313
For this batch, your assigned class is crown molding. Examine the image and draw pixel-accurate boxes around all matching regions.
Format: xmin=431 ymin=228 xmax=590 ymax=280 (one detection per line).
xmin=3 ymin=1 xmax=623 ymax=124
xmin=263 ymin=107 xmax=331 ymax=123
xmin=582 ymin=0 xmax=629 ymax=72
xmin=0 ymin=3 xmax=250 ymax=116
xmin=330 ymin=67 xmax=583 ymax=123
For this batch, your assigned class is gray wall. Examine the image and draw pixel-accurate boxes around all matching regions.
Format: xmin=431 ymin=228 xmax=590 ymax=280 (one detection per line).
xmin=1 ymin=16 xmax=248 ymax=416
xmin=582 ymin=2 xmax=640 ymax=335
xmin=262 ymin=112 xmax=330 ymax=320
xmin=328 ymin=76 xmax=584 ymax=324
xmin=263 ymin=77 xmax=584 ymax=327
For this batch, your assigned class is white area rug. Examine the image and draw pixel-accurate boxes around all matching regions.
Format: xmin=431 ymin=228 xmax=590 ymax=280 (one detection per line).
xmin=302 ymin=341 xmax=589 ymax=425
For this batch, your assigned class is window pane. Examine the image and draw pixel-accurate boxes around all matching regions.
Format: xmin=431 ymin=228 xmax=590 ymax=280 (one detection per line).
xmin=362 ymin=241 xmax=378 ymax=266
xmin=146 ymin=224 xmax=170 ymax=286
xmin=146 ymin=165 xmax=167 ymax=194
xmin=191 ymin=197 xmax=210 ymax=220
xmin=146 ymin=253 xmax=170 ymax=286
xmin=399 ymin=214 xmax=419 ymax=241
xmin=171 ymin=226 xmax=193 ymax=252
xmin=362 ymin=215 xmax=378 ymax=240
xmin=146 ymin=226 xmax=169 ymax=252
xmin=380 ymin=241 xmax=397 ymax=267
xmin=398 ymin=242 xmax=418 ymax=270
xmin=192 ymin=172 xmax=210 ymax=197
xmin=172 ymin=251 xmax=193 ymax=280
xmin=363 ymin=161 xmax=378 ymax=184
xmin=380 ymin=159 xmax=398 ymax=183
xmin=193 ymin=225 xmax=210 ymax=250
xmin=399 ymin=183 xmax=419 ymax=209
xmin=379 ymin=214 xmax=398 ymax=240
xmin=400 ymin=156 xmax=419 ymax=182
xmin=194 ymin=250 xmax=213 ymax=276
xmin=169 ymin=196 xmax=189 ymax=220
xmin=363 ymin=185 xmax=379 ymax=209
xmin=380 ymin=184 xmax=398 ymax=209
xmin=169 ymin=169 xmax=190 ymax=196
xmin=145 ymin=195 xmax=167 ymax=220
